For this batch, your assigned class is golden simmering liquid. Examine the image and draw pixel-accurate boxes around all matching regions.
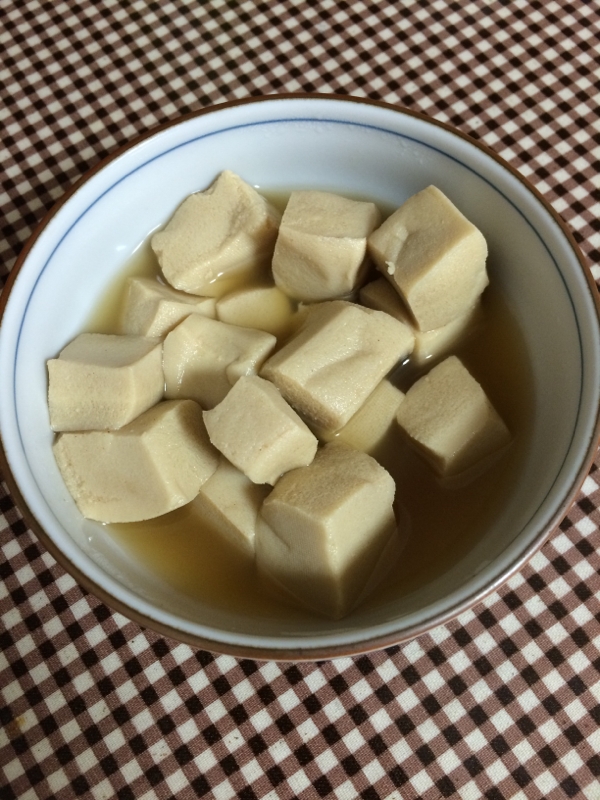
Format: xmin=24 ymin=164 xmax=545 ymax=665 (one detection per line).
xmin=94 ymin=208 xmax=533 ymax=624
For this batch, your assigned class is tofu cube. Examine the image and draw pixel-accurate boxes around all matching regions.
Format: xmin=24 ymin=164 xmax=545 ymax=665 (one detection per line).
xmin=120 ymin=276 xmax=216 ymax=337
xmin=203 ymin=376 xmax=318 ymax=485
xmin=216 ymin=284 xmax=295 ymax=339
xmin=192 ymin=456 xmax=270 ymax=555
xmin=53 ymin=400 xmax=219 ymax=522
xmin=359 ymin=277 xmax=481 ymax=365
xmin=396 ymin=355 xmax=511 ymax=477
xmin=272 ymin=190 xmax=381 ymax=302
xmin=163 ymin=315 xmax=277 ymax=409
xmin=260 ymin=300 xmax=414 ymax=431
xmin=256 ymin=442 xmax=398 ymax=619
xmin=368 ymin=185 xmax=488 ymax=330
xmin=316 ymin=380 xmax=405 ymax=454
xmin=48 ymin=333 xmax=164 ymax=432
xmin=151 ymin=171 xmax=280 ymax=296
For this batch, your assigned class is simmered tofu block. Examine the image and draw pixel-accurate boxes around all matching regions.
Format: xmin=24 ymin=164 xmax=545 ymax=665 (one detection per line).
xmin=120 ymin=276 xmax=216 ymax=337
xmin=316 ymin=380 xmax=405 ymax=454
xmin=368 ymin=185 xmax=488 ymax=331
xmin=151 ymin=171 xmax=280 ymax=297
xmin=396 ymin=355 xmax=511 ymax=477
xmin=48 ymin=333 xmax=163 ymax=432
xmin=192 ymin=456 xmax=270 ymax=555
xmin=272 ymin=190 xmax=381 ymax=302
xmin=216 ymin=284 xmax=295 ymax=339
xmin=53 ymin=400 xmax=219 ymax=522
xmin=261 ymin=300 xmax=414 ymax=431
xmin=203 ymin=376 xmax=318 ymax=485
xmin=163 ymin=315 xmax=277 ymax=409
xmin=359 ymin=277 xmax=481 ymax=365
xmin=256 ymin=442 xmax=398 ymax=619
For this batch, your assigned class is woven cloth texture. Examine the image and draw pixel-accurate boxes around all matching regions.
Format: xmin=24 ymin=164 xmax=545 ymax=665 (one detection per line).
xmin=2 ymin=2 xmax=600 ymax=799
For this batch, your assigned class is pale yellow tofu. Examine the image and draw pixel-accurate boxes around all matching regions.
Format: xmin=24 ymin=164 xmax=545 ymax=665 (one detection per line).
xmin=256 ymin=442 xmax=398 ymax=619
xmin=53 ymin=400 xmax=219 ymax=522
xmin=216 ymin=284 xmax=295 ymax=339
xmin=120 ymin=276 xmax=216 ymax=337
xmin=163 ymin=315 xmax=277 ymax=409
xmin=48 ymin=333 xmax=163 ymax=432
xmin=286 ymin=303 xmax=312 ymax=339
xmin=191 ymin=456 xmax=270 ymax=555
xmin=272 ymin=191 xmax=381 ymax=302
xmin=151 ymin=171 xmax=281 ymax=297
xmin=202 ymin=376 xmax=318 ymax=485
xmin=368 ymin=185 xmax=488 ymax=330
xmin=396 ymin=355 xmax=511 ymax=477
xmin=359 ymin=277 xmax=481 ymax=365
xmin=260 ymin=300 xmax=414 ymax=431
xmin=316 ymin=380 xmax=405 ymax=454
xmin=359 ymin=276 xmax=410 ymax=320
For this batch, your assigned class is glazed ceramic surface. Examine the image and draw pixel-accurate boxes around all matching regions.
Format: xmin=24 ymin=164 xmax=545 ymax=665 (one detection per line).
xmin=1 ymin=95 xmax=599 ymax=658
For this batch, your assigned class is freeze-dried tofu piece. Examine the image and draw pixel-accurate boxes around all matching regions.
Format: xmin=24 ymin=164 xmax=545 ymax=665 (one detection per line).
xmin=396 ymin=355 xmax=511 ymax=477
xmin=359 ymin=277 xmax=481 ymax=365
xmin=315 ymin=380 xmax=405 ymax=454
xmin=48 ymin=333 xmax=163 ymax=432
xmin=202 ymin=376 xmax=318 ymax=485
xmin=261 ymin=300 xmax=414 ymax=431
xmin=151 ymin=171 xmax=281 ymax=297
xmin=216 ymin=284 xmax=295 ymax=338
xmin=53 ymin=400 xmax=219 ymax=522
xmin=368 ymin=185 xmax=488 ymax=330
xmin=163 ymin=315 xmax=277 ymax=409
xmin=256 ymin=442 xmax=398 ymax=619
xmin=120 ymin=276 xmax=216 ymax=337
xmin=272 ymin=190 xmax=381 ymax=302
xmin=192 ymin=456 xmax=270 ymax=555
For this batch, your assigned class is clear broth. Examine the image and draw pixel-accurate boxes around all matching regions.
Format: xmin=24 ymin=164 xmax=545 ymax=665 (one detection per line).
xmin=94 ymin=203 xmax=534 ymax=623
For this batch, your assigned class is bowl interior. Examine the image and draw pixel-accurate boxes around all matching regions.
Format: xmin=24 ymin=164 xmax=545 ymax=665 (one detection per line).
xmin=2 ymin=97 xmax=599 ymax=656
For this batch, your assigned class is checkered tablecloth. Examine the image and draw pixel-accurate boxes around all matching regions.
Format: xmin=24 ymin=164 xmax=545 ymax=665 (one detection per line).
xmin=2 ymin=2 xmax=600 ymax=798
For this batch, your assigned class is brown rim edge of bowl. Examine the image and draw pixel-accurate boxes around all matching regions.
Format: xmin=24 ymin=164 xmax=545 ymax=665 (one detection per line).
xmin=2 ymin=92 xmax=600 ymax=662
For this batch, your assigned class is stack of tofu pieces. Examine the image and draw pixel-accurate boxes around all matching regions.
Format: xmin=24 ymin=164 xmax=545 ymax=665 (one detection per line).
xmin=49 ymin=172 xmax=510 ymax=619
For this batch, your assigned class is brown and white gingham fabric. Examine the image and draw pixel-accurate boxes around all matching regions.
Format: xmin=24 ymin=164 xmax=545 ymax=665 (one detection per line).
xmin=2 ymin=2 xmax=600 ymax=798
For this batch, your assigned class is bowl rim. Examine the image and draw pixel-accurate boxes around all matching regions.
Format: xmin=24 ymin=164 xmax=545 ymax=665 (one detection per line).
xmin=1 ymin=92 xmax=600 ymax=661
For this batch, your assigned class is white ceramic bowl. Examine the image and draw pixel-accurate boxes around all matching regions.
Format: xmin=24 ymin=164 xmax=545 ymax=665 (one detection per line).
xmin=1 ymin=95 xmax=599 ymax=660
